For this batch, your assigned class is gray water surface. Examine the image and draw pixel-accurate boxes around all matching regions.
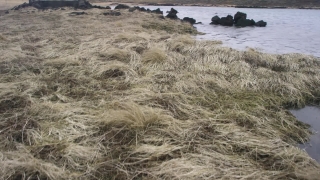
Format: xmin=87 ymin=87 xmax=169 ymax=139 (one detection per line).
xmin=143 ymin=6 xmax=320 ymax=57
xmin=290 ymin=106 xmax=320 ymax=163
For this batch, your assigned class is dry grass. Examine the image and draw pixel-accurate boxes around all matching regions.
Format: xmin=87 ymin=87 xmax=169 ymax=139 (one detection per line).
xmin=0 ymin=5 xmax=320 ymax=180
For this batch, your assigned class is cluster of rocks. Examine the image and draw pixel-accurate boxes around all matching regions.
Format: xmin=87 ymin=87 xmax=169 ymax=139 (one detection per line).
xmin=211 ymin=12 xmax=267 ymax=27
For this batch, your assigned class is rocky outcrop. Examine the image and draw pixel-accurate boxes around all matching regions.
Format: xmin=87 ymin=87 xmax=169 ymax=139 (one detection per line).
xmin=210 ymin=15 xmax=220 ymax=25
xmin=219 ymin=15 xmax=234 ymax=26
xmin=255 ymin=20 xmax=267 ymax=27
xmin=151 ymin=8 xmax=163 ymax=15
xmin=234 ymin=12 xmax=247 ymax=24
xmin=166 ymin=8 xmax=178 ymax=19
xmin=183 ymin=17 xmax=196 ymax=24
xmin=211 ymin=12 xmax=267 ymax=27
xmin=235 ymin=18 xmax=255 ymax=27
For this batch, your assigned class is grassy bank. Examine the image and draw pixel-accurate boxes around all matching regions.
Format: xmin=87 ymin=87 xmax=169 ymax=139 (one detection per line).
xmin=0 ymin=6 xmax=320 ymax=179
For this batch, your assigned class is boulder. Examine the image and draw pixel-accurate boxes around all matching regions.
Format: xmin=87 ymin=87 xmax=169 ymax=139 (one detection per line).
xmin=234 ymin=12 xmax=247 ymax=24
xmin=210 ymin=15 xmax=220 ymax=25
xmin=151 ymin=8 xmax=163 ymax=14
xmin=166 ymin=8 xmax=178 ymax=19
xmin=219 ymin=15 xmax=233 ymax=26
xmin=114 ymin=4 xmax=130 ymax=9
xmin=5 ymin=10 xmax=9 ymax=14
xmin=235 ymin=18 xmax=255 ymax=27
xmin=183 ymin=17 xmax=196 ymax=24
xmin=255 ymin=20 xmax=267 ymax=27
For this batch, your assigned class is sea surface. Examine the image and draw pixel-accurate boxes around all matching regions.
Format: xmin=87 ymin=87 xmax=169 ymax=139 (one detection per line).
xmin=142 ymin=6 xmax=320 ymax=57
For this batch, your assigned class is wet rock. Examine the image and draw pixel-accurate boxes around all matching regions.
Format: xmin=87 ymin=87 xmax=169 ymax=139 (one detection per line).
xmin=219 ymin=15 xmax=234 ymax=26
xmin=235 ymin=18 xmax=255 ymax=27
xmin=255 ymin=20 xmax=267 ymax=27
xmin=166 ymin=8 xmax=178 ymax=19
xmin=106 ymin=6 xmax=111 ymax=9
xmin=234 ymin=11 xmax=247 ymax=24
xmin=103 ymin=11 xmax=121 ymax=16
xmin=5 ymin=10 xmax=9 ymax=14
xmin=210 ymin=15 xmax=220 ymax=25
xmin=114 ymin=4 xmax=130 ymax=9
xmin=61 ymin=8 xmax=66 ymax=10
xmin=69 ymin=11 xmax=87 ymax=16
xmin=183 ymin=17 xmax=196 ymax=24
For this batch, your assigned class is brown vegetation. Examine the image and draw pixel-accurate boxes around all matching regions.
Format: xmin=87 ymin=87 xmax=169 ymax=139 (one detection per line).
xmin=0 ymin=6 xmax=320 ymax=180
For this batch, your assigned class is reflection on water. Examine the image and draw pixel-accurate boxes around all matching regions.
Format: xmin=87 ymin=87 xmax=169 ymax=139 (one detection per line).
xmin=142 ymin=6 xmax=320 ymax=57
xmin=290 ymin=106 xmax=320 ymax=163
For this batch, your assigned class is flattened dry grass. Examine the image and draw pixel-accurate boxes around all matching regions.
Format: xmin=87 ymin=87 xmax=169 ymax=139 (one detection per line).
xmin=0 ymin=6 xmax=320 ymax=180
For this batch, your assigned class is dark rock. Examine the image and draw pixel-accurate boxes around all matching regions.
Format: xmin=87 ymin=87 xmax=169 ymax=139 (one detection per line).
xmin=166 ymin=8 xmax=178 ymax=19
xmin=255 ymin=20 xmax=267 ymax=27
xmin=210 ymin=15 xmax=220 ymax=25
xmin=183 ymin=17 xmax=196 ymax=24
xmin=151 ymin=8 xmax=163 ymax=15
xmin=106 ymin=6 xmax=111 ymax=9
xmin=134 ymin=6 xmax=147 ymax=12
xmin=114 ymin=4 xmax=130 ymax=9
xmin=103 ymin=11 xmax=121 ymax=16
xmin=69 ymin=11 xmax=87 ymax=16
xmin=5 ymin=10 xmax=9 ymax=14
xmin=235 ymin=18 xmax=255 ymax=27
xmin=195 ymin=22 xmax=202 ymax=24
xmin=234 ymin=11 xmax=247 ymax=24
xmin=92 ymin=5 xmax=109 ymax=9
xmin=61 ymin=8 xmax=66 ymax=10
xmin=219 ymin=15 xmax=234 ymax=26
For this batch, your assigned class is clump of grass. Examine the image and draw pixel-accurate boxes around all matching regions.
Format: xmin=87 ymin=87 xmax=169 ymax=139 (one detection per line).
xmin=142 ymin=47 xmax=167 ymax=63
xmin=99 ymin=48 xmax=131 ymax=63
xmin=114 ymin=33 xmax=146 ymax=43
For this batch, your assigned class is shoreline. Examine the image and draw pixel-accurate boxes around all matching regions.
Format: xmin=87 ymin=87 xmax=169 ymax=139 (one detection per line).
xmin=95 ymin=2 xmax=320 ymax=10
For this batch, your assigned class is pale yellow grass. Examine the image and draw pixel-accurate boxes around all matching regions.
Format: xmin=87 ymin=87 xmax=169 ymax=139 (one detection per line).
xmin=0 ymin=6 xmax=320 ymax=180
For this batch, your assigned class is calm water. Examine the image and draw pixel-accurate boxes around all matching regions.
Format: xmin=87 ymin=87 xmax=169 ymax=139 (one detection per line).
xmin=143 ymin=6 xmax=320 ymax=57
xmin=291 ymin=107 xmax=320 ymax=163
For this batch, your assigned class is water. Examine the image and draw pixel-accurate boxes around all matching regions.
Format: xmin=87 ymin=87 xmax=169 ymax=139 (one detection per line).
xmin=142 ymin=6 xmax=320 ymax=57
xmin=290 ymin=106 xmax=320 ymax=163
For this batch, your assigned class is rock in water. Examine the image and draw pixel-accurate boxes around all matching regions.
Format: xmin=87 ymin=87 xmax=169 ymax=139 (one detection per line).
xmin=234 ymin=12 xmax=247 ymax=24
xmin=219 ymin=15 xmax=234 ymax=26
xmin=210 ymin=15 xmax=220 ymax=25
xmin=183 ymin=17 xmax=196 ymax=24
xmin=255 ymin=20 xmax=267 ymax=27
xmin=235 ymin=18 xmax=255 ymax=27
xmin=166 ymin=8 xmax=178 ymax=19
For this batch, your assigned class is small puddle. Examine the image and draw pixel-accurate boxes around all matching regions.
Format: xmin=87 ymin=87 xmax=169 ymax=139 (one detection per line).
xmin=290 ymin=106 xmax=320 ymax=163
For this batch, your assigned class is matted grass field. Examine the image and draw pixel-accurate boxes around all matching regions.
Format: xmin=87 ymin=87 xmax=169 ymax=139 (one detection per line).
xmin=0 ymin=4 xmax=320 ymax=179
